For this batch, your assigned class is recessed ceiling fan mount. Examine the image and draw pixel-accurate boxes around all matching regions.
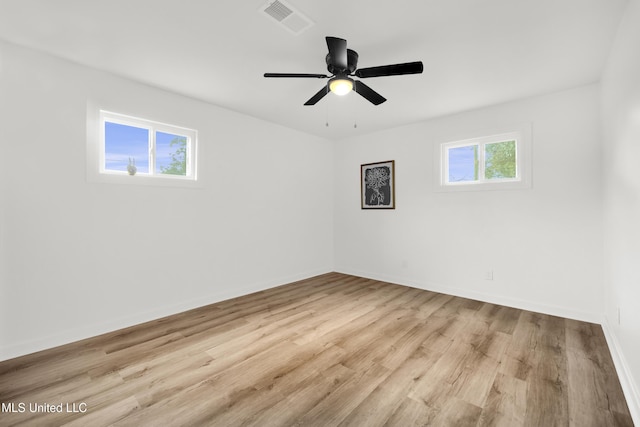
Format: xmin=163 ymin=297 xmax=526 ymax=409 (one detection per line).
xmin=264 ymin=36 xmax=424 ymax=106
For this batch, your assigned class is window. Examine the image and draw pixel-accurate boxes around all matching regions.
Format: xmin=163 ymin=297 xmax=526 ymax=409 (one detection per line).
xmin=99 ymin=111 xmax=197 ymax=181
xmin=436 ymin=126 xmax=531 ymax=191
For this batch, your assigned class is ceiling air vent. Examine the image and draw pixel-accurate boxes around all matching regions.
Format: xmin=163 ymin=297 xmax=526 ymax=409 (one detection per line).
xmin=260 ymin=0 xmax=314 ymax=35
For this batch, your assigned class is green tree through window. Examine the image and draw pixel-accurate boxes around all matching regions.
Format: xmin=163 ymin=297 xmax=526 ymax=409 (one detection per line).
xmin=160 ymin=136 xmax=187 ymax=176
xmin=485 ymin=140 xmax=516 ymax=179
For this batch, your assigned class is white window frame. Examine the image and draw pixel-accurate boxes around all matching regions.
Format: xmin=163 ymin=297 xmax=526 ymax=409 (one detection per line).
xmin=435 ymin=124 xmax=532 ymax=192
xmin=87 ymin=109 xmax=200 ymax=188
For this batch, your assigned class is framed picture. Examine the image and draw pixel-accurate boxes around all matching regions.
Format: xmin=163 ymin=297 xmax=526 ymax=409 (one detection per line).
xmin=361 ymin=160 xmax=395 ymax=209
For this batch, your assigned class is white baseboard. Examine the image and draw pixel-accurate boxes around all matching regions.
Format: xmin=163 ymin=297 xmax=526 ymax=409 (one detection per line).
xmin=0 ymin=268 xmax=332 ymax=362
xmin=335 ymin=267 xmax=600 ymax=323
xmin=601 ymin=318 xmax=640 ymax=426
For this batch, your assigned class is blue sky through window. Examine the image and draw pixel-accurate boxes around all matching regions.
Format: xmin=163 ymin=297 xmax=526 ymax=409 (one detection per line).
xmin=105 ymin=122 xmax=149 ymax=173
xmin=448 ymin=145 xmax=477 ymax=182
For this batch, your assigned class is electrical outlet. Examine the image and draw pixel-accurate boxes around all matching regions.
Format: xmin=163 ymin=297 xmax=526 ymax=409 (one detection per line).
xmin=484 ymin=270 xmax=493 ymax=281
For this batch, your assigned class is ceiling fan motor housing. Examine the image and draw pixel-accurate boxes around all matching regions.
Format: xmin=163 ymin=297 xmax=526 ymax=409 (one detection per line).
xmin=326 ymin=49 xmax=359 ymax=75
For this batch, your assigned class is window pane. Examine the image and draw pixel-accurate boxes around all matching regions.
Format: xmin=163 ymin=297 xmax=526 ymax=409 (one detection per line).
xmin=485 ymin=140 xmax=516 ymax=179
xmin=156 ymin=131 xmax=187 ymax=176
xmin=104 ymin=122 xmax=149 ymax=173
xmin=448 ymin=145 xmax=478 ymax=182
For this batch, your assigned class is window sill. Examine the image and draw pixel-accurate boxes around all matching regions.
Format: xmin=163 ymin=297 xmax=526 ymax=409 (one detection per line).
xmin=435 ymin=179 xmax=531 ymax=192
xmin=87 ymin=171 xmax=203 ymax=188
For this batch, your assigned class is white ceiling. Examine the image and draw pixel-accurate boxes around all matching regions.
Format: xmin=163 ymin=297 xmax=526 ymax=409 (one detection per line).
xmin=0 ymin=0 xmax=629 ymax=139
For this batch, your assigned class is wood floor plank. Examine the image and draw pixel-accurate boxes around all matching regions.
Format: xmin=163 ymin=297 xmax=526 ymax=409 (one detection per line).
xmin=246 ymin=362 xmax=356 ymax=426
xmin=374 ymin=318 xmax=448 ymax=371
xmin=499 ymin=310 xmax=541 ymax=381
xmin=339 ymin=349 xmax=440 ymax=427
xmin=408 ymin=337 xmax=472 ymax=409
xmin=0 ymin=273 xmax=633 ymax=426
xmin=384 ymin=396 xmax=438 ymax=426
xmin=294 ymin=361 xmax=391 ymax=426
xmin=450 ymin=332 xmax=510 ymax=408
xmin=478 ymin=372 xmax=528 ymax=427
xmin=523 ymin=314 xmax=570 ymax=427
xmin=64 ymin=396 xmax=141 ymax=427
xmin=264 ymin=343 xmax=348 ymax=396
xmin=429 ymin=396 xmax=483 ymax=426
xmin=0 ymin=348 xmax=106 ymax=400
xmin=338 ymin=309 xmax=420 ymax=370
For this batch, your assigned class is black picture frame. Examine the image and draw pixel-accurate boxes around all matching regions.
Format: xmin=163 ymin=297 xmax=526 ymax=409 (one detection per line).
xmin=361 ymin=160 xmax=395 ymax=209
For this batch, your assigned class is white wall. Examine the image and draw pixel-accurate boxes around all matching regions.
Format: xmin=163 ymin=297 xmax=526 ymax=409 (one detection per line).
xmin=0 ymin=41 xmax=334 ymax=360
xmin=601 ymin=0 xmax=640 ymax=420
xmin=334 ymin=84 xmax=604 ymax=322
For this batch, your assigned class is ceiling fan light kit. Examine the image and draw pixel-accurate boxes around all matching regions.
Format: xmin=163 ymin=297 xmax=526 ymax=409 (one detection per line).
xmin=264 ymin=36 xmax=423 ymax=106
xmin=329 ymin=77 xmax=354 ymax=96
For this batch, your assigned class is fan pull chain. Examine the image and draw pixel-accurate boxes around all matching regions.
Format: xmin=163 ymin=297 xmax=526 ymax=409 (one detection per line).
xmin=325 ymin=103 xmax=329 ymax=127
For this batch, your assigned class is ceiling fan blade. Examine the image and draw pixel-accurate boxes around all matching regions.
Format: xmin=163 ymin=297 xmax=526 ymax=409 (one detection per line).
xmin=304 ymin=85 xmax=329 ymax=106
xmin=264 ymin=73 xmax=329 ymax=78
xmin=355 ymin=61 xmax=424 ymax=78
xmin=354 ymin=81 xmax=386 ymax=105
xmin=326 ymin=36 xmax=348 ymax=70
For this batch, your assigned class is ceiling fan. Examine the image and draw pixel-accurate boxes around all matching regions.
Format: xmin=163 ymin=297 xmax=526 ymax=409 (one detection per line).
xmin=264 ymin=36 xmax=424 ymax=106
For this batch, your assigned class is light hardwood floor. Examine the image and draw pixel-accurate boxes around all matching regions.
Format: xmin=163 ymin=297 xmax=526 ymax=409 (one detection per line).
xmin=0 ymin=273 xmax=634 ymax=426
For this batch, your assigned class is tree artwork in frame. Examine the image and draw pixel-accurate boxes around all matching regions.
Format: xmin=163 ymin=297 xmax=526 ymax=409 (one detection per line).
xmin=361 ymin=160 xmax=395 ymax=209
